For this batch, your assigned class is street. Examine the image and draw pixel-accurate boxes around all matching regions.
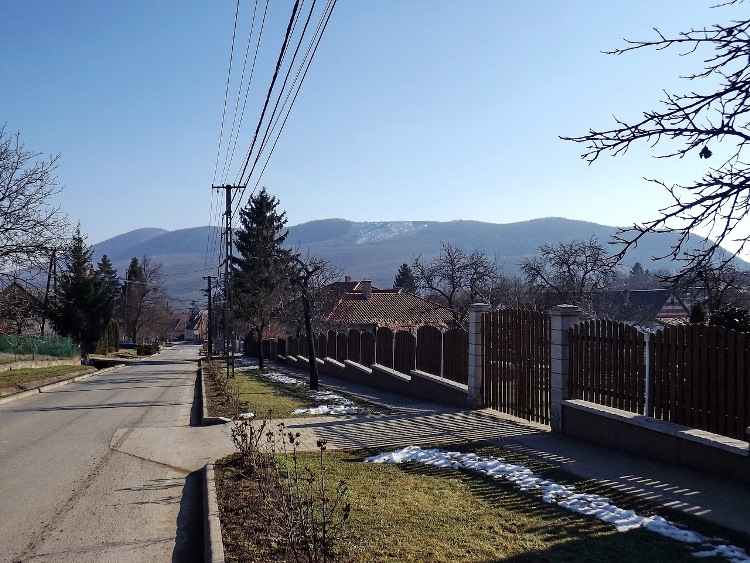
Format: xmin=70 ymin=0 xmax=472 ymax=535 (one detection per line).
xmin=0 ymin=344 xmax=231 ymax=563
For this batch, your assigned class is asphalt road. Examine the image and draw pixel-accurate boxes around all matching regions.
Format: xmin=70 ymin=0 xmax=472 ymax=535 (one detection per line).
xmin=0 ymin=344 xmax=231 ymax=563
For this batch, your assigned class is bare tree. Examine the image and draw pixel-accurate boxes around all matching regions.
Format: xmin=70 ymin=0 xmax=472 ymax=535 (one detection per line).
xmin=0 ymin=278 xmax=43 ymax=334
xmin=0 ymin=127 xmax=68 ymax=278
xmin=412 ymin=242 xmax=501 ymax=326
xmin=119 ymin=255 xmax=167 ymax=343
xmin=673 ymin=259 xmax=749 ymax=315
xmin=561 ymin=4 xmax=750 ymax=280
xmin=288 ymin=253 xmax=341 ymax=390
xmin=520 ymin=237 xmax=620 ymax=309
xmin=487 ymin=275 xmax=543 ymax=311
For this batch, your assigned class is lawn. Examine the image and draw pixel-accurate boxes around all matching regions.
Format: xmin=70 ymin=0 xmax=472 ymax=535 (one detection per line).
xmin=216 ymin=441 xmax=747 ymax=562
xmin=0 ymin=364 xmax=93 ymax=390
xmin=210 ymin=361 xmax=750 ymax=562
xmin=205 ymin=361 xmax=391 ymax=419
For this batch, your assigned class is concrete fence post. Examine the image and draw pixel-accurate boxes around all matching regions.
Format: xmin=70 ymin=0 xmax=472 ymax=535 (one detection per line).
xmin=468 ymin=303 xmax=492 ymax=408
xmin=549 ymin=304 xmax=581 ymax=433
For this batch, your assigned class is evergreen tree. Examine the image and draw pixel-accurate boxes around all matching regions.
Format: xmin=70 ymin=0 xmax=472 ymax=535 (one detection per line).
xmin=50 ymin=227 xmax=114 ymax=355
xmin=710 ymin=304 xmax=750 ymax=334
xmin=233 ymin=188 xmax=290 ymax=369
xmin=393 ymin=263 xmax=418 ymax=294
xmin=96 ymin=254 xmax=120 ymax=302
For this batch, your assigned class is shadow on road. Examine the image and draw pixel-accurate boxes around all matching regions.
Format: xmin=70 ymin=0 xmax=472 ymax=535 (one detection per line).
xmin=172 ymin=469 xmax=204 ymax=563
xmin=190 ymin=369 xmax=202 ymax=427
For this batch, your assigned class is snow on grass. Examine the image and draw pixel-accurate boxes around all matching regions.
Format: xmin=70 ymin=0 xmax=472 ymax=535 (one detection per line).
xmin=236 ymin=365 xmax=306 ymax=386
xmin=365 ymin=446 xmax=750 ymax=563
xmin=237 ymin=364 xmax=361 ymax=415
xmin=292 ymin=405 xmax=359 ymax=415
xmin=293 ymin=390 xmax=359 ymax=415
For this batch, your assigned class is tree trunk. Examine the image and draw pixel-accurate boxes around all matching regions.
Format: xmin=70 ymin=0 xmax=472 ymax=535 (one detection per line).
xmin=302 ymin=295 xmax=318 ymax=390
xmin=256 ymin=327 xmax=264 ymax=370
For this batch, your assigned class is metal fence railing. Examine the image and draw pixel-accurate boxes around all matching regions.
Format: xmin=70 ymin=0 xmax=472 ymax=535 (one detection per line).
xmin=0 ymin=334 xmax=77 ymax=360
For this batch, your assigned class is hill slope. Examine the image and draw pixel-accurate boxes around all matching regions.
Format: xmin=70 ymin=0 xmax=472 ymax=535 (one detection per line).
xmin=92 ymin=218 xmax=742 ymax=308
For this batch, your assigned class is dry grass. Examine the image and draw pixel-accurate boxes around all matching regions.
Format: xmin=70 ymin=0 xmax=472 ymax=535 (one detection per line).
xmin=0 ymin=365 xmax=92 ymax=390
xmin=216 ymin=443 xmax=738 ymax=562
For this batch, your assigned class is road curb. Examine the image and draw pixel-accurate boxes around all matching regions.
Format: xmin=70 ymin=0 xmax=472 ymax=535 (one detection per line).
xmin=0 ymin=364 xmax=124 ymax=405
xmin=203 ymin=464 xmax=226 ymax=563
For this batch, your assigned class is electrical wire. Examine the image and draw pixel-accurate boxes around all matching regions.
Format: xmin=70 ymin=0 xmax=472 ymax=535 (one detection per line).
xmin=236 ymin=0 xmax=301 ymax=189
xmin=247 ymin=0 xmax=338 ymax=197
xmin=212 ymin=0 xmax=242 ymax=186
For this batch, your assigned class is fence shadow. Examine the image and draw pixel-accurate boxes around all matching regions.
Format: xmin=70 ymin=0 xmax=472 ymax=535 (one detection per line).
xmin=282 ymin=410 xmax=545 ymax=451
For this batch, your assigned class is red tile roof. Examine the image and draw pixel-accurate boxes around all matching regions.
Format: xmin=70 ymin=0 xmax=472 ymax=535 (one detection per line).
xmin=326 ymin=288 xmax=454 ymax=327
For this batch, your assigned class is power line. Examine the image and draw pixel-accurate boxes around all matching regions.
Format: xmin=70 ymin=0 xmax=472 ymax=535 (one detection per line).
xmin=247 ymin=0 xmax=338 ymax=196
xmin=237 ymin=0 xmax=321 ymax=198
xmin=236 ymin=0 xmax=301 ymax=189
xmin=220 ymin=0 xmax=265 ymax=186
xmin=212 ymin=0 xmax=242 ymax=186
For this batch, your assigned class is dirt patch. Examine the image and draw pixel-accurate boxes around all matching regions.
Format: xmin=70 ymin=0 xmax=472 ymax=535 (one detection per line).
xmin=215 ymin=453 xmax=309 ymax=563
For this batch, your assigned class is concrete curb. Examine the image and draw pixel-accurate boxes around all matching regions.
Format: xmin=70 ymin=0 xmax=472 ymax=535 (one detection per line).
xmin=203 ymin=464 xmax=225 ymax=563
xmin=0 ymin=364 xmax=124 ymax=406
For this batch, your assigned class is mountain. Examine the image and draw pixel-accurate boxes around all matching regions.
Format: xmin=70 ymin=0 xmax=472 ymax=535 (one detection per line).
xmin=91 ymin=218 xmax=746 ymax=309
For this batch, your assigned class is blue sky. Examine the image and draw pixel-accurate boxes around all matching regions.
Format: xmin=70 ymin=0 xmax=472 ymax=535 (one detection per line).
xmin=3 ymin=1 xmax=745 ymax=248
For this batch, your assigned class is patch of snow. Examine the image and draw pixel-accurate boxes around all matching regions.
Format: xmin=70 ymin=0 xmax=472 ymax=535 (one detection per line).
xmin=352 ymin=222 xmax=429 ymax=245
xmin=238 ymin=366 xmax=361 ymax=415
xmin=311 ymin=390 xmax=353 ymax=405
xmin=292 ymin=405 xmax=359 ymax=415
xmin=236 ymin=366 xmax=306 ymax=386
xmin=365 ymin=446 xmax=750 ymax=562
xmin=238 ymin=412 xmax=255 ymax=419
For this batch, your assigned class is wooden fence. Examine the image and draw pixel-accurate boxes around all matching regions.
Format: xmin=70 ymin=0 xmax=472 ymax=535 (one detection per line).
xmin=482 ymin=309 xmax=551 ymax=425
xmin=284 ymin=326 xmax=468 ymax=384
xmin=569 ymin=320 xmax=645 ymax=413
xmin=569 ymin=320 xmax=750 ymax=441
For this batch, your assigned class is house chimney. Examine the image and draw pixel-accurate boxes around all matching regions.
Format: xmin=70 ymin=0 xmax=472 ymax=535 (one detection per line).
xmin=361 ymin=279 xmax=372 ymax=300
xmin=345 ymin=275 xmax=351 ymax=283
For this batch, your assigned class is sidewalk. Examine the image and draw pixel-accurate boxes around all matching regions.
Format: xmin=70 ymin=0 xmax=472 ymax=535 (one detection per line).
xmin=257 ymin=360 xmax=750 ymax=537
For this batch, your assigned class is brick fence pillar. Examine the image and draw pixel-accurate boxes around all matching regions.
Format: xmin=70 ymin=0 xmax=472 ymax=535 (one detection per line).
xmin=549 ymin=304 xmax=581 ymax=432
xmin=468 ymin=303 xmax=492 ymax=408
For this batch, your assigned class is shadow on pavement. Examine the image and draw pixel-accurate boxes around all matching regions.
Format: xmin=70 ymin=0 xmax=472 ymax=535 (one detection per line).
xmin=190 ymin=370 xmax=201 ymax=427
xmin=172 ymin=469 xmax=204 ymax=563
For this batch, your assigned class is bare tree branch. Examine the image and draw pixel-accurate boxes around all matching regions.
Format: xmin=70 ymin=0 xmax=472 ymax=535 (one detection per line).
xmin=561 ymin=9 xmax=750 ymax=277
xmin=0 ymin=126 xmax=69 ymax=272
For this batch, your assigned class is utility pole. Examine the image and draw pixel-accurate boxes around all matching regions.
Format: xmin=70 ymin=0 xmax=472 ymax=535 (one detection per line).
xmin=40 ymin=250 xmax=56 ymax=335
xmin=212 ymin=184 xmax=241 ymax=378
xmin=202 ymin=275 xmax=214 ymax=358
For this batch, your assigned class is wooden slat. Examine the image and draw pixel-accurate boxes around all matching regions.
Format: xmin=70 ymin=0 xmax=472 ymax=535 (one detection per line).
xmin=699 ymin=324 xmax=709 ymax=430
xmin=726 ymin=329 xmax=737 ymax=438
xmin=717 ymin=327 xmax=727 ymax=436
xmin=738 ymin=332 xmax=748 ymax=440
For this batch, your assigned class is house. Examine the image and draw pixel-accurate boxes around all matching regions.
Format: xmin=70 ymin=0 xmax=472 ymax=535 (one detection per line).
xmin=171 ymin=312 xmax=189 ymax=341
xmin=185 ymin=310 xmax=208 ymax=342
xmin=655 ymin=292 xmax=691 ymax=324
xmin=590 ymin=289 xmax=690 ymax=327
xmin=325 ymin=278 xmax=455 ymax=332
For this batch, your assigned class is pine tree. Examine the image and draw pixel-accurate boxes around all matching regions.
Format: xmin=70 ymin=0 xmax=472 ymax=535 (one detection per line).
xmin=233 ymin=188 xmax=290 ymax=368
xmin=97 ymin=254 xmax=120 ymax=302
xmin=51 ymin=227 xmax=114 ymax=355
xmin=393 ymin=263 xmax=418 ymax=294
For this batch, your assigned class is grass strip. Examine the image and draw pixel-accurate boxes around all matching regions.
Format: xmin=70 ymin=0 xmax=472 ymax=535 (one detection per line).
xmin=0 ymin=365 xmax=91 ymax=389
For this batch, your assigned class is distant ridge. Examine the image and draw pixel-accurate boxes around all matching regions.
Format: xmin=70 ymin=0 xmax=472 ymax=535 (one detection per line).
xmin=92 ymin=218 xmax=746 ymax=308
